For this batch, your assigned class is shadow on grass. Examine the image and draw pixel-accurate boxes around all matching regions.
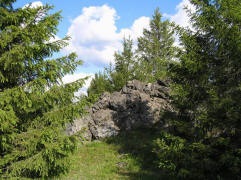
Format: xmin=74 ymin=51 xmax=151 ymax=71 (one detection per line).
xmin=104 ymin=128 xmax=167 ymax=180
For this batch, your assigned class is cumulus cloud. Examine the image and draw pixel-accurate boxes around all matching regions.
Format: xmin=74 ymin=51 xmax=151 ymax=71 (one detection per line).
xmin=69 ymin=5 xmax=119 ymax=44
xmin=64 ymin=1 xmax=196 ymax=68
xmin=23 ymin=1 xmax=43 ymax=9
xmin=62 ymin=73 xmax=94 ymax=95
xmin=48 ymin=35 xmax=60 ymax=43
xmin=22 ymin=1 xmax=46 ymax=26
xmin=165 ymin=0 xmax=195 ymax=28
xmin=119 ymin=16 xmax=150 ymax=41
xmin=65 ymin=5 xmax=150 ymax=66
xmin=65 ymin=5 xmax=119 ymax=65
xmin=163 ymin=0 xmax=196 ymax=47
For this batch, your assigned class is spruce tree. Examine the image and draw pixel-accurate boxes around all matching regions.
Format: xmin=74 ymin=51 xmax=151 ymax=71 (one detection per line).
xmin=137 ymin=8 xmax=175 ymax=82
xmin=0 ymin=0 xmax=86 ymax=178
xmin=165 ymin=0 xmax=241 ymax=178
xmin=111 ymin=37 xmax=135 ymax=90
xmin=87 ymin=71 xmax=113 ymax=100
xmin=88 ymin=37 xmax=135 ymax=97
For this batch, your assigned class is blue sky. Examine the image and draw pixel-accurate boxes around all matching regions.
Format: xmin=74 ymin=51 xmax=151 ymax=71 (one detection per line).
xmin=16 ymin=0 xmax=182 ymax=35
xmin=14 ymin=0 xmax=192 ymax=91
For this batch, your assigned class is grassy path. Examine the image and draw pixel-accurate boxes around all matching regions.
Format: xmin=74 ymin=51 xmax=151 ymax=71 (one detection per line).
xmin=60 ymin=141 xmax=139 ymax=180
xmin=60 ymin=129 xmax=162 ymax=180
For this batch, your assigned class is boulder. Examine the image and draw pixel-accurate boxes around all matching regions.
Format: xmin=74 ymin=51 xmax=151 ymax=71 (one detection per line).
xmin=66 ymin=80 xmax=173 ymax=139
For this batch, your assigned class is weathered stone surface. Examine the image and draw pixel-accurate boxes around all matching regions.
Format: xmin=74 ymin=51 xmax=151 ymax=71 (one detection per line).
xmin=66 ymin=80 xmax=173 ymax=140
xmin=66 ymin=115 xmax=92 ymax=141
xmin=89 ymin=109 xmax=120 ymax=139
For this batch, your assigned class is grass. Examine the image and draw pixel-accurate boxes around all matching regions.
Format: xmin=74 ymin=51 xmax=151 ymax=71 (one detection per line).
xmin=60 ymin=141 xmax=139 ymax=180
xmin=59 ymin=128 xmax=162 ymax=180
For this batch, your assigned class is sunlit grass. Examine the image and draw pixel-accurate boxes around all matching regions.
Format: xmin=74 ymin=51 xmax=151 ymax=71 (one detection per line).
xmin=60 ymin=141 xmax=140 ymax=180
xmin=60 ymin=128 xmax=162 ymax=180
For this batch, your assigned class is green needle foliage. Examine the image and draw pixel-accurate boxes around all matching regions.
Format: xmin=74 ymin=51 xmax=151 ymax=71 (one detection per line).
xmin=88 ymin=37 xmax=136 ymax=98
xmin=87 ymin=70 xmax=113 ymax=102
xmin=0 ymin=0 xmax=86 ymax=178
xmin=111 ymin=37 xmax=136 ymax=91
xmin=156 ymin=0 xmax=241 ymax=178
xmin=137 ymin=8 xmax=176 ymax=82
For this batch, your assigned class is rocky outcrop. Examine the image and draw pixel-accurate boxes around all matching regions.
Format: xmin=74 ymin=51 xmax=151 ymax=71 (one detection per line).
xmin=66 ymin=80 xmax=173 ymax=140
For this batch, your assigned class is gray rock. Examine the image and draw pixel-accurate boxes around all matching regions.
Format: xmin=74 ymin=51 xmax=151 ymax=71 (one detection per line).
xmin=65 ymin=115 xmax=93 ymax=141
xmin=89 ymin=109 xmax=120 ymax=139
xmin=67 ymin=80 xmax=173 ymax=139
xmin=109 ymin=92 xmax=127 ymax=111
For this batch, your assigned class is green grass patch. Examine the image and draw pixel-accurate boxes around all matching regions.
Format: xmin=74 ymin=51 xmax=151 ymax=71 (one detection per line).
xmin=60 ymin=128 xmax=163 ymax=180
xmin=59 ymin=141 xmax=139 ymax=180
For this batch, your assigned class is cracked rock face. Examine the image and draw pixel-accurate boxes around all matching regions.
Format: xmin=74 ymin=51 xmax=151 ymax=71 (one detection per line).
xmin=66 ymin=80 xmax=173 ymax=140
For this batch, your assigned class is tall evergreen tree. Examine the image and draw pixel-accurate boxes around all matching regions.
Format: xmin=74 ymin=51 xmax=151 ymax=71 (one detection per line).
xmin=137 ymin=8 xmax=175 ymax=82
xmin=164 ymin=0 xmax=241 ymax=178
xmin=111 ymin=37 xmax=135 ymax=90
xmin=0 ymin=0 xmax=86 ymax=178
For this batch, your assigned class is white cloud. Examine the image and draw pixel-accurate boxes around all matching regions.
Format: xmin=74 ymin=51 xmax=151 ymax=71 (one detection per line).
xmin=48 ymin=35 xmax=60 ymax=43
xmin=23 ymin=1 xmax=43 ymax=9
xmin=62 ymin=72 xmax=94 ymax=86
xmin=62 ymin=73 xmax=94 ymax=95
xmin=65 ymin=5 xmax=120 ymax=65
xmin=119 ymin=16 xmax=150 ymax=41
xmin=70 ymin=5 xmax=119 ymax=44
xmin=64 ymin=1 xmax=196 ymax=68
xmin=165 ymin=0 xmax=195 ymax=28
xmin=65 ymin=5 xmax=150 ymax=66
xmin=22 ymin=1 xmax=45 ymax=26
xmin=163 ymin=0 xmax=196 ymax=47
